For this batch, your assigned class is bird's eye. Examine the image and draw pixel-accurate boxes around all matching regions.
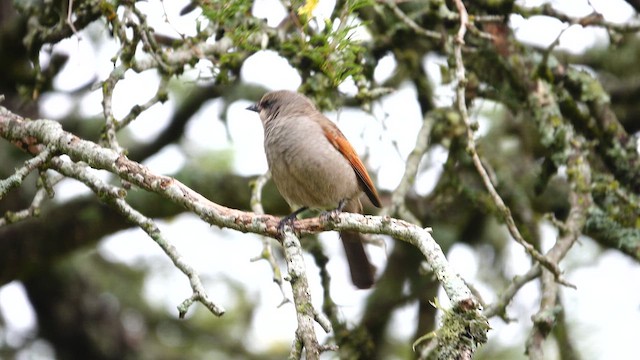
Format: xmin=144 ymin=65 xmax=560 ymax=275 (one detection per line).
xmin=261 ymin=99 xmax=273 ymax=109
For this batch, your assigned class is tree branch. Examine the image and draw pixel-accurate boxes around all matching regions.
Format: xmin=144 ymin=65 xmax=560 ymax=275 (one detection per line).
xmin=1 ymin=105 xmax=487 ymax=354
xmin=281 ymin=228 xmax=323 ymax=360
xmin=47 ymin=157 xmax=226 ymax=317
xmin=451 ymin=0 xmax=567 ymax=285
xmin=526 ymin=138 xmax=592 ymax=358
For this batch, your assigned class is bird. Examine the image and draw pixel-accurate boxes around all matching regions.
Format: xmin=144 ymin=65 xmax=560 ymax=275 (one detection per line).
xmin=247 ymin=90 xmax=381 ymax=289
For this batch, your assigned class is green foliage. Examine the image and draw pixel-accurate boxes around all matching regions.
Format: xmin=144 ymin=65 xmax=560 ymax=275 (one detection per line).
xmin=201 ymin=0 xmax=253 ymax=24
xmin=194 ymin=0 xmax=379 ymax=108
xmin=291 ymin=9 xmax=375 ymax=108
xmin=289 ymin=18 xmax=370 ymax=109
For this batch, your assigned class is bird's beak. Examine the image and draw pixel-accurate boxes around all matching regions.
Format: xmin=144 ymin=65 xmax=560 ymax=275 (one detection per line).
xmin=246 ymin=103 xmax=259 ymax=112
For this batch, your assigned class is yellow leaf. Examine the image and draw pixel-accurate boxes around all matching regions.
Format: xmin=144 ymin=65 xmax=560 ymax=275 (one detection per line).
xmin=298 ymin=0 xmax=319 ymax=18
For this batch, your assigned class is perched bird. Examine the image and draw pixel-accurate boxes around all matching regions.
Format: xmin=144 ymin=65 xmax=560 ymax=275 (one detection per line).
xmin=247 ymin=90 xmax=381 ymax=289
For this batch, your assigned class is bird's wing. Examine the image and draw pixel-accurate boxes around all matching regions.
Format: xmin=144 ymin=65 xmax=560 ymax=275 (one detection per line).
xmin=320 ymin=119 xmax=382 ymax=208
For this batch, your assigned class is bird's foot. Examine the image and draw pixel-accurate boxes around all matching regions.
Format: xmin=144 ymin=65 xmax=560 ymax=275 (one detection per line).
xmin=278 ymin=207 xmax=308 ymax=237
xmin=320 ymin=199 xmax=347 ymax=223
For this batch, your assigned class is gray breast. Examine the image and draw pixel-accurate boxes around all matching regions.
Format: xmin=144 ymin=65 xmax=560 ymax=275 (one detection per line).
xmin=264 ymin=116 xmax=360 ymax=209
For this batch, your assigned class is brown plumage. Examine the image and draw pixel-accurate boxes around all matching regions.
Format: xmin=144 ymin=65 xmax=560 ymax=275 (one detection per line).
xmin=248 ymin=90 xmax=381 ymax=289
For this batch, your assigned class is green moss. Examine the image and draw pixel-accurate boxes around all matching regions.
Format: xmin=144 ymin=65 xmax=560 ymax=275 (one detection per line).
xmin=585 ymin=207 xmax=640 ymax=261
xmin=566 ymin=69 xmax=610 ymax=103
xmin=414 ymin=300 xmax=489 ymax=359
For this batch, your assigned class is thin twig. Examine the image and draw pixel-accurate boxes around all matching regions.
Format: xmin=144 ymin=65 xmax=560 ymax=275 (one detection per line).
xmin=386 ymin=112 xmax=433 ymax=225
xmin=250 ymin=171 xmax=291 ymax=306
xmin=0 ymin=172 xmax=63 ymax=227
xmin=526 ymin=139 xmax=592 ymax=359
xmin=451 ymin=0 xmax=567 ymax=285
xmin=0 ymin=147 xmax=54 ymax=199
xmin=48 ymin=157 xmax=226 ymax=317
xmin=116 ymin=76 xmax=170 ymax=131
xmin=515 ymin=3 xmax=640 ymax=34
xmin=385 ymin=0 xmax=442 ymax=40
xmin=66 ymin=0 xmax=81 ymax=38
xmin=483 ymin=264 xmax=541 ymax=319
xmin=101 ymin=65 xmax=126 ymax=153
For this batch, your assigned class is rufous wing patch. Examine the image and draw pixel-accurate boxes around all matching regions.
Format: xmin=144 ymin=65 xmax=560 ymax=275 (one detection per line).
xmin=321 ymin=120 xmax=382 ymax=208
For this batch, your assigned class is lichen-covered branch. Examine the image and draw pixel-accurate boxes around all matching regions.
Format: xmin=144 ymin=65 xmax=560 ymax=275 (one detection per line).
xmin=46 ymin=157 xmax=226 ymax=317
xmin=515 ymin=3 xmax=640 ymax=34
xmin=250 ymin=171 xmax=290 ymax=307
xmin=0 ymin=170 xmax=60 ymax=227
xmin=0 ymin=147 xmax=53 ymax=198
xmin=0 ymin=106 xmax=486 ymax=354
xmin=526 ymin=139 xmax=593 ymax=359
xmin=281 ymin=229 xmax=323 ymax=360
xmin=451 ymin=0 xmax=566 ymax=284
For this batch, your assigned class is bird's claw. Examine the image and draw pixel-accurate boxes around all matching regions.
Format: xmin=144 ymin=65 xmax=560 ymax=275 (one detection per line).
xmin=277 ymin=215 xmax=297 ymax=236
xmin=277 ymin=207 xmax=308 ymax=238
xmin=320 ymin=200 xmax=347 ymax=223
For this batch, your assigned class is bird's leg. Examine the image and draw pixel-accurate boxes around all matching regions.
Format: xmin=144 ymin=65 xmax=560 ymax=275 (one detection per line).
xmin=278 ymin=207 xmax=308 ymax=235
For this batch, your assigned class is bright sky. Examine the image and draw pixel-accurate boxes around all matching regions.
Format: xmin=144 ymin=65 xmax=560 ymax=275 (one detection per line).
xmin=1 ymin=0 xmax=639 ymax=359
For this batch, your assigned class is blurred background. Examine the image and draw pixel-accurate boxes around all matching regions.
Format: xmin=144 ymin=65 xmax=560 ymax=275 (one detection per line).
xmin=0 ymin=0 xmax=639 ymax=359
